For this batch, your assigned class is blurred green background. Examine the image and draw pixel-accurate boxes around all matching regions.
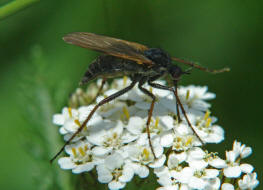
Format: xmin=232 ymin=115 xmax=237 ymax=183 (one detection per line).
xmin=0 ymin=0 xmax=262 ymax=189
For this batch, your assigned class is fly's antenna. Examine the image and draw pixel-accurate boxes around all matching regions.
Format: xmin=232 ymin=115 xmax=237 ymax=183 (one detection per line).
xmin=171 ymin=57 xmax=230 ymax=74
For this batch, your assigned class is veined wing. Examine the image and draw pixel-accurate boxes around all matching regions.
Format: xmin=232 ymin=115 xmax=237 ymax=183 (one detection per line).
xmin=63 ymin=32 xmax=152 ymax=65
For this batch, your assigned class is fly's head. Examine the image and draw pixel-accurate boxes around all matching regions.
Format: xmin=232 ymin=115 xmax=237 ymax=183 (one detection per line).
xmin=168 ymin=64 xmax=184 ymax=84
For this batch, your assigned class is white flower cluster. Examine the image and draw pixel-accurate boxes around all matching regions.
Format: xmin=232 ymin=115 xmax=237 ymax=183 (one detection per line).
xmin=53 ymin=78 xmax=259 ymax=190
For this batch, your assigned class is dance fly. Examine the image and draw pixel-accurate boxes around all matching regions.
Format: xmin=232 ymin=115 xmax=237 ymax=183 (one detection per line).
xmin=50 ymin=32 xmax=229 ymax=163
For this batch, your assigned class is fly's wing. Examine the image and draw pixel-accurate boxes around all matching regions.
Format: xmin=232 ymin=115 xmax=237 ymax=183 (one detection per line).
xmin=63 ymin=32 xmax=152 ymax=65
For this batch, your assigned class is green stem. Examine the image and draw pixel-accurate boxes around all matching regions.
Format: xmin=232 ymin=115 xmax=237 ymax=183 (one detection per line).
xmin=0 ymin=0 xmax=39 ymax=20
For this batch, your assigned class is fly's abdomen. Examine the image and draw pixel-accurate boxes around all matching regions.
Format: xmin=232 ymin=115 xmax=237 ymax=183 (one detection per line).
xmin=80 ymin=55 xmax=144 ymax=85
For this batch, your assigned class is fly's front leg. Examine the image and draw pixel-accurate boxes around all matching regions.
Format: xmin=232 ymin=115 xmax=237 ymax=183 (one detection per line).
xmin=148 ymin=81 xmax=204 ymax=145
xmin=148 ymin=81 xmax=181 ymax=121
xmin=138 ymin=82 xmax=157 ymax=159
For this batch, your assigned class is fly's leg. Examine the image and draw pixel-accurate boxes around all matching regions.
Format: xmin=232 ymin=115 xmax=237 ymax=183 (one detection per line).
xmin=174 ymin=84 xmax=181 ymax=122
xmin=90 ymin=77 xmax=107 ymax=104
xmin=148 ymin=82 xmax=181 ymax=121
xmin=148 ymin=81 xmax=204 ymax=145
xmin=50 ymin=80 xmax=137 ymax=163
xmin=138 ymin=83 xmax=157 ymax=159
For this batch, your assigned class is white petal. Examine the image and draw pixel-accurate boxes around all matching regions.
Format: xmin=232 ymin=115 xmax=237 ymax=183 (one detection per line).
xmin=104 ymin=89 xmax=118 ymax=96
xmin=92 ymin=146 xmax=112 ymax=156
xmin=203 ymin=126 xmax=224 ymax=143
xmin=226 ymin=151 xmax=238 ymax=163
xmin=176 ymin=167 xmax=194 ymax=184
xmin=180 ymin=184 xmax=190 ymax=190
xmin=167 ymin=153 xmax=179 ymax=169
xmin=173 ymin=152 xmax=187 ymax=163
xmin=222 ymin=183 xmax=234 ymax=190
xmin=101 ymin=106 xmax=123 ymax=118
xmin=126 ymin=117 xmax=144 ymax=135
xmin=70 ymin=108 xmax=79 ymax=118
xmin=188 ymin=160 xmax=208 ymax=170
xmin=209 ymin=158 xmax=227 ymax=168
xmin=189 ymin=176 xmax=206 ymax=189
xmin=149 ymin=154 xmax=166 ymax=168
xmin=159 ymin=116 xmax=174 ymax=130
xmin=238 ymin=173 xmax=259 ymax=189
xmin=153 ymin=102 xmax=169 ymax=115
xmin=53 ymin=114 xmax=65 ymax=125
xmin=121 ymin=130 xmax=139 ymax=143
xmin=188 ymin=147 xmax=205 ymax=159
xmin=203 ymin=92 xmax=216 ymax=100
xmin=240 ymin=163 xmax=254 ymax=173
xmin=126 ymin=145 xmax=141 ymax=161
xmin=127 ymin=90 xmax=144 ymax=102
xmin=241 ymin=147 xmax=252 ymax=158
xmin=135 ymin=102 xmax=150 ymax=110
xmin=88 ymin=119 xmax=114 ymax=134
xmin=176 ymin=123 xmax=192 ymax=135
xmin=206 ymin=177 xmax=221 ymax=189
xmin=105 ymin=153 xmax=124 ymax=170
xmin=203 ymin=169 xmax=219 ymax=179
xmin=64 ymin=120 xmax=78 ymax=133
xmin=58 ymin=157 xmax=75 ymax=169
xmin=72 ymin=162 xmax=95 ymax=173
xmin=154 ymin=166 xmax=169 ymax=178
xmin=238 ymin=176 xmax=249 ymax=189
xmin=223 ymin=166 xmax=241 ymax=178
xmin=78 ymin=106 xmax=95 ymax=121
xmin=119 ymin=164 xmax=134 ymax=182
xmin=157 ymin=174 xmax=172 ymax=187
xmin=97 ymin=165 xmax=113 ymax=183
xmin=138 ymin=165 xmax=150 ymax=178
xmin=153 ymin=87 xmax=170 ymax=97
xmin=191 ymin=100 xmax=210 ymax=111
xmin=108 ymin=180 xmax=126 ymax=190
xmin=59 ymin=127 xmax=68 ymax=135
xmin=132 ymin=163 xmax=149 ymax=178
xmin=86 ymin=132 xmax=104 ymax=146
xmin=233 ymin=140 xmax=241 ymax=153
xmin=112 ymin=121 xmax=124 ymax=135
xmin=159 ymin=98 xmax=178 ymax=113
xmin=158 ymin=184 xmax=180 ymax=190
xmin=154 ymin=144 xmax=164 ymax=158
xmin=160 ymin=132 xmax=173 ymax=147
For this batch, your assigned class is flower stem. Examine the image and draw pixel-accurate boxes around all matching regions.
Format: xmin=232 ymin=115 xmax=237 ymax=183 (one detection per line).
xmin=0 ymin=0 xmax=39 ymax=20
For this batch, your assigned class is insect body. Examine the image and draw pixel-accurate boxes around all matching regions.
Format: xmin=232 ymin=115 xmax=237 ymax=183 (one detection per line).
xmin=80 ymin=48 xmax=182 ymax=85
xmin=50 ymin=32 xmax=229 ymax=163
xmin=81 ymin=55 xmax=149 ymax=85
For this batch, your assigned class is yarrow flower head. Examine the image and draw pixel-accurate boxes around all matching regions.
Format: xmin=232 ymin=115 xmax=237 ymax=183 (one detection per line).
xmin=53 ymin=78 xmax=259 ymax=190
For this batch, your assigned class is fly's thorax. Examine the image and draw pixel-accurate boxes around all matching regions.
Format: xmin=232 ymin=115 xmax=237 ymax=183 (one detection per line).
xmin=144 ymin=48 xmax=171 ymax=67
